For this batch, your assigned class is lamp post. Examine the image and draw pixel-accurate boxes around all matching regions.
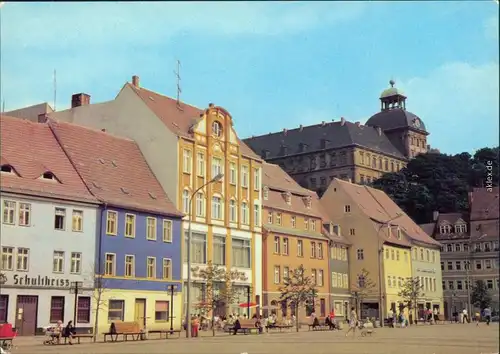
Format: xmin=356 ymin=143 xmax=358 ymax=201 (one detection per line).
xmin=70 ymin=281 xmax=84 ymax=326
xmin=185 ymin=173 xmax=224 ymax=338
xmin=246 ymin=285 xmax=251 ymax=318
xmin=167 ymin=284 xmax=177 ymax=333
xmin=377 ymin=213 xmax=403 ymax=327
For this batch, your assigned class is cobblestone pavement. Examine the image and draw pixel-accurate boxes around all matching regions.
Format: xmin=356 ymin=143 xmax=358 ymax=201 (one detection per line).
xmin=7 ymin=323 xmax=499 ymax=354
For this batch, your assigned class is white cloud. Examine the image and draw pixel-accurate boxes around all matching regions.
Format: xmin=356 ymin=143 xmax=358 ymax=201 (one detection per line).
xmin=399 ymin=62 xmax=499 ymax=153
xmin=1 ymin=2 xmax=365 ymax=48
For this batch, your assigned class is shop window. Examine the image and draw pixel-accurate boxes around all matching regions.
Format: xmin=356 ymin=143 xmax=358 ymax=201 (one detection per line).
xmin=155 ymin=301 xmax=169 ymax=322
xmin=0 ymin=295 xmax=8 ymax=323
xmin=108 ymin=300 xmax=125 ymax=322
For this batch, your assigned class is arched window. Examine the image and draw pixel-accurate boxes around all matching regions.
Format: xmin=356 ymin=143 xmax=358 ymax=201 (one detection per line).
xmin=212 ymin=121 xmax=223 ymax=137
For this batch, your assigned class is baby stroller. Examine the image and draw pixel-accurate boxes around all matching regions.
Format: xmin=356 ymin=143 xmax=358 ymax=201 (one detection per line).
xmin=42 ymin=326 xmax=60 ymax=345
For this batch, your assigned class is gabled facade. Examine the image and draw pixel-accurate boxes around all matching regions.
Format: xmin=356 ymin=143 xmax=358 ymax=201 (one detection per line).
xmin=47 ymin=77 xmax=263 ymax=315
xmin=48 ymin=120 xmax=184 ymax=332
xmin=261 ymin=163 xmax=332 ymax=321
xmin=0 ymin=116 xmax=99 ymax=335
xmin=321 ymin=179 xmax=443 ymax=321
xmin=422 ymin=188 xmax=499 ymax=317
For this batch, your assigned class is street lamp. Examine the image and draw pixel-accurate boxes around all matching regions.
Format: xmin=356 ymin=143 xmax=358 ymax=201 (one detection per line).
xmin=185 ymin=173 xmax=224 ymax=338
xmin=70 ymin=281 xmax=84 ymax=326
xmin=167 ymin=284 xmax=178 ymax=333
xmin=377 ymin=213 xmax=403 ymax=327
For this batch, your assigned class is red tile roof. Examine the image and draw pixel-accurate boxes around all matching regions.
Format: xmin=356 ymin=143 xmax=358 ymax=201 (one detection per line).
xmin=48 ymin=120 xmax=182 ymax=217
xmin=127 ymin=83 xmax=260 ymax=160
xmin=0 ymin=115 xmax=97 ymax=203
xmin=262 ymin=162 xmax=316 ymax=197
xmin=470 ymin=187 xmax=499 ymax=220
xmin=331 ymin=178 xmax=440 ymax=247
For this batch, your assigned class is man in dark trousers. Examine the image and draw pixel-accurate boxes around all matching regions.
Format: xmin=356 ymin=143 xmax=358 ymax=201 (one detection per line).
xmin=232 ymin=318 xmax=241 ymax=335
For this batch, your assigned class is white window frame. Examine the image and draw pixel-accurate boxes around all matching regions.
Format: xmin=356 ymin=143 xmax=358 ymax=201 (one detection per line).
xmin=318 ymin=269 xmax=324 ymax=286
xmin=1 ymin=246 xmax=14 ymax=270
xmin=197 ymin=152 xmax=205 ymax=177
xmin=274 ymin=236 xmax=280 ymax=254
xmin=125 ymin=255 xmax=135 ymax=277
xmin=16 ymin=247 xmax=29 ymax=271
xmin=282 ymin=238 xmax=289 ymax=255
xmin=183 ymin=149 xmax=192 ymax=174
xmin=241 ymin=166 xmax=249 ymax=188
xmin=70 ymin=252 xmax=82 ymax=274
xmin=297 ymin=240 xmax=303 ymax=257
xmin=72 ymin=209 xmax=83 ymax=232
xmin=229 ymin=162 xmax=237 ymax=185
xmin=163 ymin=219 xmax=173 ymax=243
xmin=229 ymin=200 xmax=237 ymax=222
xmin=55 ymin=207 xmax=66 ymax=231
xmin=343 ymin=274 xmax=348 ymax=288
xmin=147 ymin=256 xmax=156 ymax=278
xmin=211 ymin=196 xmax=222 ymax=220
xmin=274 ymin=266 xmax=280 ymax=284
xmin=18 ymin=203 xmax=31 ymax=227
xmin=291 ymin=216 xmax=296 ymax=228
xmin=163 ymin=258 xmax=172 ymax=279
xmin=276 ymin=213 xmax=282 ymax=226
xmin=212 ymin=157 xmax=223 ymax=179
xmin=53 ymin=251 xmax=65 ymax=273
xmin=182 ymin=189 xmax=190 ymax=214
xmin=196 ymin=192 xmax=205 ymax=217
xmin=106 ymin=210 xmax=117 ymax=235
xmin=146 ymin=217 xmax=157 ymax=241
xmin=241 ymin=202 xmax=249 ymax=224
xmin=125 ymin=213 xmax=136 ymax=238
xmin=104 ymin=253 xmax=116 ymax=276
xmin=2 ymin=200 xmax=16 ymax=225
xmin=253 ymin=168 xmax=260 ymax=191
xmin=254 ymin=204 xmax=260 ymax=226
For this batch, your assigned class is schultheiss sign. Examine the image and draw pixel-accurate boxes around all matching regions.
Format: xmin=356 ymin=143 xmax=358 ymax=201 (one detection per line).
xmin=9 ymin=274 xmax=71 ymax=288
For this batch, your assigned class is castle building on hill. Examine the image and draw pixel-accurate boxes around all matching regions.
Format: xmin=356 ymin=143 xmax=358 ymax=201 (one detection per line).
xmin=243 ymin=80 xmax=432 ymax=196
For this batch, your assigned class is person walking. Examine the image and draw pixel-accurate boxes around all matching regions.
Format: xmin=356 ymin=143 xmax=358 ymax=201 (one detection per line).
xmin=484 ymin=307 xmax=492 ymax=325
xmin=345 ymin=307 xmax=358 ymax=337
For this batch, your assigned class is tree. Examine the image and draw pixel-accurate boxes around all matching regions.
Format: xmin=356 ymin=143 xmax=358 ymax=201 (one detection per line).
xmin=89 ymin=263 xmax=110 ymax=342
xmin=370 ymin=147 xmax=499 ymax=223
xmin=279 ymin=264 xmax=317 ymax=332
xmin=350 ymin=268 xmax=376 ymax=319
xmin=398 ymin=277 xmax=425 ymax=322
xmin=191 ymin=261 xmax=248 ymax=336
xmin=471 ymin=280 xmax=492 ymax=310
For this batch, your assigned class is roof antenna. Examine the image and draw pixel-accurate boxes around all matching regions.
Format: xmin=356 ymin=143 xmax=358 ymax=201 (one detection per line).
xmin=53 ymin=69 xmax=57 ymax=111
xmin=174 ymin=59 xmax=183 ymax=111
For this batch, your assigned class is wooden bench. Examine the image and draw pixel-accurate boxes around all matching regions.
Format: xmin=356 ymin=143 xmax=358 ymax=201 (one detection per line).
xmin=63 ymin=333 xmax=94 ymax=344
xmin=103 ymin=322 xmax=143 ymax=342
xmin=273 ymin=324 xmax=293 ymax=332
xmin=232 ymin=319 xmax=259 ymax=335
xmin=148 ymin=329 xmax=182 ymax=339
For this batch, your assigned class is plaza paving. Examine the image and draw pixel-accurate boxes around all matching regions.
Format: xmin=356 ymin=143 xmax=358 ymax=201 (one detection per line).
xmin=7 ymin=323 xmax=499 ymax=354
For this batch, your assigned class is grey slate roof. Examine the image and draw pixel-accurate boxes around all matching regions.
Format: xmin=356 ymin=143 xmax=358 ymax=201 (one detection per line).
xmin=243 ymin=120 xmax=406 ymax=160
xmin=366 ymin=108 xmax=427 ymax=133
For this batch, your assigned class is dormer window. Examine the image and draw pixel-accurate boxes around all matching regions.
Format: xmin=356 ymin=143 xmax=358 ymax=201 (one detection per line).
xmin=454 ymin=224 xmax=467 ymax=234
xmin=0 ymin=164 xmax=16 ymax=175
xmin=303 ymin=196 xmax=312 ymax=209
xmin=263 ymin=186 xmax=269 ymax=200
xmin=40 ymin=171 xmax=59 ymax=182
xmin=439 ymin=224 xmax=451 ymax=234
xmin=282 ymin=191 xmax=291 ymax=205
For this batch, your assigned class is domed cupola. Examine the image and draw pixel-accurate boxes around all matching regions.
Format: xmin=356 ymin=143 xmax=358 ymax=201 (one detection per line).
xmin=380 ymin=79 xmax=407 ymax=110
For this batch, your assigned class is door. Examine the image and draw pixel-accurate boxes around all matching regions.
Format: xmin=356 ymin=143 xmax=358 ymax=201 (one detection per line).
xmin=134 ymin=299 xmax=146 ymax=329
xmin=15 ymin=296 xmax=38 ymax=336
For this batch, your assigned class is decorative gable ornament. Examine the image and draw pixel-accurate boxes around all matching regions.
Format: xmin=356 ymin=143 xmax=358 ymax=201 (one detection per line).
xmin=303 ymin=195 xmax=312 ymax=209
xmin=282 ymin=191 xmax=292 ymax=205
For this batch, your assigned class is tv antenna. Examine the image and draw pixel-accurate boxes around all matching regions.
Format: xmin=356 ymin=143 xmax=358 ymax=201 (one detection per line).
xmin=53 ymin=69 xmax=57 ymax=111
xmin=174 ymin=59 xmax=182 ymax=110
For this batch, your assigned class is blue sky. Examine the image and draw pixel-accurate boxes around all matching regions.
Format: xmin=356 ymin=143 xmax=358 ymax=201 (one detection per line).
xmin=1 ymin=2 xmax=498 ymax=154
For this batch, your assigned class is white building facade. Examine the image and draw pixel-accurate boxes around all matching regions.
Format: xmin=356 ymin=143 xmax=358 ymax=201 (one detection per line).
xmin=0 ymin=193 xmax=98 ymax=335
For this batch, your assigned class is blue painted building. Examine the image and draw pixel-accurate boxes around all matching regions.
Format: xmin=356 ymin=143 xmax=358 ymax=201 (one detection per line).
xmin=49 ymin=120 xmax=184 ymax=332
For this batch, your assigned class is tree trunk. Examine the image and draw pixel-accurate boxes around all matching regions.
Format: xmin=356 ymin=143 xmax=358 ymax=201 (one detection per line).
xmin=295 ymin=303 xmax=300 ymax=332
xmin=93 ymin=290 xmax=101 ymax=343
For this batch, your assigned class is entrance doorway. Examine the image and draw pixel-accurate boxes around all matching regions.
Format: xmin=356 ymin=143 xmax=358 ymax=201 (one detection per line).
xmin=134 ymin=299 xmax=146 ymax=329
xmin=15 ymin=295 xmax=38 ymax=336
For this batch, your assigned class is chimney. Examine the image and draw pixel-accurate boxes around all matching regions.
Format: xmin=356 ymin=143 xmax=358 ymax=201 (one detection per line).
xmin=355 ymin=121 xmax=360 ymax=127
xmin=321 ymin=121 xmax=326 ymax=127
xmin=468 ymin=191 xmax=474 ymax=209
xmin=261 ymin=150 xmax=270 ymax=159
xmin=376 ymin=126 xmax=382 ymax=136
xmin=283 ymin=128 xmax=288 ymax=136
xmin=321 ymin=139 xmax=329 ymax=149
xmin=432 ymin=210 xmax=439 ymax=221
xmin=71 ymin=93 xmax=91 ymax=108
xmin=37 ymin=113 xmax=47 ymax=123
xmin=340 ymin=117 xmax=346 ymax=126
xmin=299 ymin=124 xmax=303 ymax=132
xmin=132 ymin=75 xmax=140 ymax=88
xmin=208 ymin=103 xmax=215 ymax=108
